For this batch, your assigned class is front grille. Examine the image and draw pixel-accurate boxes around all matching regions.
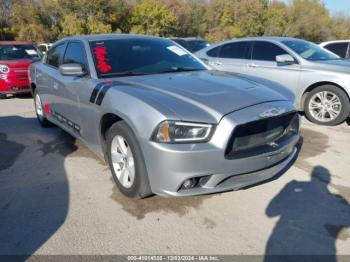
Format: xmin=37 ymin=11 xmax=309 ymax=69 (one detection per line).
xmin=225 ymin=112 xmax=299 ymax=159
xmin=15 ymin=75 xmax=28 ymax=80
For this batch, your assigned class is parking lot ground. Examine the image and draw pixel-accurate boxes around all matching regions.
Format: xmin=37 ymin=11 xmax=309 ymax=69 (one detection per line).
xmin=0 ymin=96 xmax=350 ymax=257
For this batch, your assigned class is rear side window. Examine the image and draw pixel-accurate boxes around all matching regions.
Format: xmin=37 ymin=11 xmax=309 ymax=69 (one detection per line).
xmin=63 ymin=42 xmax=88 ymax=71
xmin=252 ymin=41 xmax=288 ymax=61
xmin=46 ymin=44 xmax=65 ymax=68
xmin=323 ymin=42 xmax=349 ymax=58
xmin=218 ymin=42 xmax=251 ymax=59
xmin=207 ymin=46 xmax=221 ymax=57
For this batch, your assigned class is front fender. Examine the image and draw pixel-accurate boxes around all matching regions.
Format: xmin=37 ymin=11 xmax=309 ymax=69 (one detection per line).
xmin=99 ymin=87 xmax=179 ymax=140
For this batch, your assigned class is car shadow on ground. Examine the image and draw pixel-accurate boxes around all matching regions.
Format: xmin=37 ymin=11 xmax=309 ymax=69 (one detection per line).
xmin=1 ymin=93 xmax=32 ymax=100
xmin=0 ymin=116 xmax=73 ymax=257
xmin=264 ymin=165 xmax=350 ymax=262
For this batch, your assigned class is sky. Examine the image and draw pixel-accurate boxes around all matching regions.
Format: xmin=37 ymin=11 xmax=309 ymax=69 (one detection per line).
xmin=321 ymin=0 xmax=350 ymax=14
xmin=283 ymin=0 xmax=350 ymax=15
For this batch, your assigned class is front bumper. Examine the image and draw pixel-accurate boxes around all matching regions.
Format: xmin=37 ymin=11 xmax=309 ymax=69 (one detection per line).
xmin=140 ymin=101 xmax=299 ymax=197
xmin=0 ymin=79 xmax=30 ymax=94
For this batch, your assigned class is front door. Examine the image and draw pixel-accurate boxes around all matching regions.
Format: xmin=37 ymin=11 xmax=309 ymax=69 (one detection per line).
xmin=40 ymin=42 xmax=67 ymax=121
xmin=246 ymin=41 xmax=301 ymax=93
xmin=57 ymin=41 xmax=90 ymax=136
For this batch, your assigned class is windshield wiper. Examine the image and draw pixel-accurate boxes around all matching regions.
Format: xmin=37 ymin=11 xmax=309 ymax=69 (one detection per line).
xmin=101 ymin=71 xmax=147 ymax=77
xmin=158 ymin=67 xmax=205 ymax=74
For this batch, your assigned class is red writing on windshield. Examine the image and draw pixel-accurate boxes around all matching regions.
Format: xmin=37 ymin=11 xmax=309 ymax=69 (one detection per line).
xmin=93 ymin=45 xmax=112 ymax=73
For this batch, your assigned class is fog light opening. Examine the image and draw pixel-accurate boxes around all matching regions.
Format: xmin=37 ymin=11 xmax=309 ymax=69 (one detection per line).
xmin=181 ymin=178 xmax=198 ymax=190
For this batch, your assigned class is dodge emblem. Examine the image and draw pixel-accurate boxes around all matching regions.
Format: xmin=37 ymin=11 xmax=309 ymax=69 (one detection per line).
xmin=259 ymin=107 xmax=286 ymax=118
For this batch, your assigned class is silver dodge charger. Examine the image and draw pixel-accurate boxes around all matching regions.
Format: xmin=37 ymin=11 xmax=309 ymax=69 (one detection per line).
xmin=29 ymin=34 xmax=300 ymax=198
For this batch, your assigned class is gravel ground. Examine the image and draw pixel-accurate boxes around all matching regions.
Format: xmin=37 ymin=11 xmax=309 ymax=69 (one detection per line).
xmin=0 ymin=95 xmax=349 ymax=259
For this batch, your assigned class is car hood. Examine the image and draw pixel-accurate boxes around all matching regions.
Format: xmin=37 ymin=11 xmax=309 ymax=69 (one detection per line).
xmin=112 ymin=70 xmax=291 ymax=122
xmin=310 ymin=59 xmax=350 ymax=74
xmin=0 ymin=59 xmax=33 ymax=69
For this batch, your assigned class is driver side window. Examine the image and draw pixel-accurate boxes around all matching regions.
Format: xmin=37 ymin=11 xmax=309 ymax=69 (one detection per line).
xmin=252 ymin=41 xmax=288 ymax=62
xmin=45 ymin=43 xmax=65 ymax=68
xmin=62 ymin=42 xmax=88 ymax=72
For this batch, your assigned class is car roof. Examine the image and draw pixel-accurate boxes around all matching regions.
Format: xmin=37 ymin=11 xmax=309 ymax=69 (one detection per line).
xmin=170 ymin=37 xmax=206 ymax=41
xmin=59 ymin=34 xmax=166 ymax=43
xmin=0 ymin=41 xmax=34 ymax=45
xmin=319 ymin=40 xmax=350 ymax=46
xmin=195 ymin=36 xmax=307 ymax=55
xmin=228 ymin=36 xmax=305 ymax=43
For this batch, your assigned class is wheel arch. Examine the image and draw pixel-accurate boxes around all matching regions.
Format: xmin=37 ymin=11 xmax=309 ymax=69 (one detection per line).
xmin=30 ymin=82 xmax=37 ymax=95
xmin=300 ymin=81 xmax=350 ymax=111
xmin=99 ymin=113 xmax=124 ymax=156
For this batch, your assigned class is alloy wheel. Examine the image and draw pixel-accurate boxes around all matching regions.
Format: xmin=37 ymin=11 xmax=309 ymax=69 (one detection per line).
xmin=111 ymin=135 xmax=135 ymax=189
xmin=308 ymin=91 xmax=342 ymax=122
xmin=35 ymin=93 xmax=44 ymax=121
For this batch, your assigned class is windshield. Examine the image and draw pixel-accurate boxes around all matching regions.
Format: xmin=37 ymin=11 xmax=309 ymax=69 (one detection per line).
xmin=90 ymin=38 xmax=207 ymax=78
xmin=188 ymin=40 xmax=210 ymax=52
xmin=282 ymin=40 xmax=340 ymax=61
xmin=0 ymin=45 xmax=41 ymax=61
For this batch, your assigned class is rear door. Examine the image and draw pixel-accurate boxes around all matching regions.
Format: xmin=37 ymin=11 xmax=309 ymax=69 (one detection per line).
xmin=39 ymin=42 xmax=66 ymax=120
xmin=208 ymin=41 xmax=252 ymax=74
xmin=246 ymin=41 xmax=301 ymax=92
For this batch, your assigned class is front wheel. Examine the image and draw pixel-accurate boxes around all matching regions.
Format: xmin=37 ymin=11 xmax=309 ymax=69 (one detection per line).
xmin=304 ymin=85 xmax=350 ymax=126
xmin=106 ymin=121 xmax=152 ymax=199
xmin=34 ymin=89 xmax=54 ymax=128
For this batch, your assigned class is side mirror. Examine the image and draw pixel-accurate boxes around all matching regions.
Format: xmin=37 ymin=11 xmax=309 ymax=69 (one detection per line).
xmin=276 ymin=54 xmax=295 ymax=65
xmin=59 ymin=63 xmax=85 ymax=76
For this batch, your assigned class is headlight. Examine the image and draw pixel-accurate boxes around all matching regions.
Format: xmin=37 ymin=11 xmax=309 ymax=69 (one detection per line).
xmin=0 ymin=74 xmax=7 ymax=80
xmin=152 ymin=121 xmax=214 ymax=143
xmin=0 ymin=65 xmax=10 ymax=74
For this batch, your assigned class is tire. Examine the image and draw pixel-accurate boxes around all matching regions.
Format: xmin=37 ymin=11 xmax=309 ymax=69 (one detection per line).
xmin=0 ymin=94 xmax=6 ymax=99
xmin=304 ymin=85 xmax=350 ymax=126
xmin=33 ymin=89 xmax=54 ymax=128
xmin=106 ymin=121 xmax=152 ymax=199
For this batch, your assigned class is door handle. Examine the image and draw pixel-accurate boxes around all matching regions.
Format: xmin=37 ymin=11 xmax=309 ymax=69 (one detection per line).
xmin=248 ymin=63 xmax=258 ymax=68
xmin=213 ymin=61 xmax=222 ymax=66
xmin=53 ymin=81 xmax=59 ymax=89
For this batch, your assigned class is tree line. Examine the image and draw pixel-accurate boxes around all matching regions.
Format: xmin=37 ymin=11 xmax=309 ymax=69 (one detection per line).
xmin=0 ymin=0 xmax=349 ymax=44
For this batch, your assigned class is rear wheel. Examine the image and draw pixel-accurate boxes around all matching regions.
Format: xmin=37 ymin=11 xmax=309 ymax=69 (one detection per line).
xmin=304 ymin=85 xmax=350 ymax=126
xmin=34 ymin=89 xmax=54 ymax=128
xmin=106 ymin=121 xmax=152 ymax=199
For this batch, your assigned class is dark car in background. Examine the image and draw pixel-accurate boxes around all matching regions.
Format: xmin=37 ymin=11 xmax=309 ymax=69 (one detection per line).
xmin=170 ymin=37 xmax=210 ymax=53
xmin=0 ymin=41 xmax=41 ymax=99
xmin=319 ymin=40 xmax=350 ymax=59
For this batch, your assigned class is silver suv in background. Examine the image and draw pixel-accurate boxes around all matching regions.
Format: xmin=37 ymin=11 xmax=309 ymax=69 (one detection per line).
xmin=319 ymin=40 xmax=350 ymax=59
xmin=196 ymin=37 xmax=350 ymax=126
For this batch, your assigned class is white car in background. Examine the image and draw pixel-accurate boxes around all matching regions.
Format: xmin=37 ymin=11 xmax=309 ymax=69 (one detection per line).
xmin=196 ymin=37 xmax=350 ymax=126
xmin=37 ymin=43 xmax=53 ymax=55
xmin=319 ymin=40 xmax=350 ymax=59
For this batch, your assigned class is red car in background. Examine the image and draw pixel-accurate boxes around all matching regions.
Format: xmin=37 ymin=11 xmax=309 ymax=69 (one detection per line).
xmin=0 ymin=41 xmax=41 ymax=99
